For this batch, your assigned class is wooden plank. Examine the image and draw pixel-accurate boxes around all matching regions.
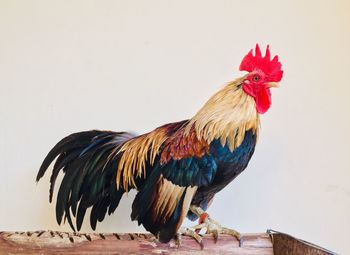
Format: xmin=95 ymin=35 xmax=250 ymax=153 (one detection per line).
xmin=0 ymin=231 xmax=273 ymax=255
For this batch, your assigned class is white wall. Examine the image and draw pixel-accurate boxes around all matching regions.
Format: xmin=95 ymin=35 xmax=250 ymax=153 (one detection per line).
xmin=0 ymin=0 xmax=349 ymax=253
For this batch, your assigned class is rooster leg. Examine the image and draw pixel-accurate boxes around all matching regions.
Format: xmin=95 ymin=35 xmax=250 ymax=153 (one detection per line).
xmin=189 ymin=205 xmax=242 ymax=246
xmin=175 ymin=226 xmax=203 ymax=249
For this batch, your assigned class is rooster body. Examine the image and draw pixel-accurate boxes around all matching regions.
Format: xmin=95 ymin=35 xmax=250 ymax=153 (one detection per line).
xmin=37 ymin=44 xmax=283 ymax=243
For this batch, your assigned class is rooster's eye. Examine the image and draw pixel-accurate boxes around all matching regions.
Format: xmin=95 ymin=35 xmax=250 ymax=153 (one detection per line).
xmin=252 ymin=75 xmax=260 ymax=82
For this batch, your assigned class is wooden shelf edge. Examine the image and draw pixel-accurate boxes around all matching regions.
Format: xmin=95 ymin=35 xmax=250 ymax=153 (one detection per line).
xmin=0 ymin=230 xmax=338 ymax=255
xmin=0 ymin=231 xmax=271 ymax=255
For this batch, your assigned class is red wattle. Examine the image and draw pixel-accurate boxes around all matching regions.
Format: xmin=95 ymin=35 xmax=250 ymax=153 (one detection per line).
xmin=255 ymin=87 xmax=271 ymax=114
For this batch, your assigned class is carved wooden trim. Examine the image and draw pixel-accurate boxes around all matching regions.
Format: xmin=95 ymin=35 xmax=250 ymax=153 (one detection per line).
xmin=0 ymin=231 xmax=272 ymax=254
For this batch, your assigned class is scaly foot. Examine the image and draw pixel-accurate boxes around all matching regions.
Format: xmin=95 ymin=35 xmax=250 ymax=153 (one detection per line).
xmin=189 ymin=205 xmax=243 ymax=246
xmin=175 ymin=226 xmax=203 ymax=249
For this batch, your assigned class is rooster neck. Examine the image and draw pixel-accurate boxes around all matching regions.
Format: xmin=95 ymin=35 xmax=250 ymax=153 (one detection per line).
xmin=185 ymin=78 xmax=260 ymax=151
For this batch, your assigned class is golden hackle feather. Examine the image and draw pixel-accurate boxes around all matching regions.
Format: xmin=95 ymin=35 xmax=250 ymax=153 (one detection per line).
xmin=116 ymin=127 xmax=168 ymax=191
xmin=185 ymin=77 xmax=260 ymax=151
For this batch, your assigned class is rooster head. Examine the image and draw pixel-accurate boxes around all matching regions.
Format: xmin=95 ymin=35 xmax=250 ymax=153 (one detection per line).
xmin=240 ymin=44 xmax=283 ymax=114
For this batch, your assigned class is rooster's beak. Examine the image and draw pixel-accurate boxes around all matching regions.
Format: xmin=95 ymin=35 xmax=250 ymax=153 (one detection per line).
xmin=266 ymin=82 xmax=280 ymax=88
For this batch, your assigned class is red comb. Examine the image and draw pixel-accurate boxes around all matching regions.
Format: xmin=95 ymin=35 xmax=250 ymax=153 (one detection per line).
xmin=239 ymin=44 xmax=283 ymax=82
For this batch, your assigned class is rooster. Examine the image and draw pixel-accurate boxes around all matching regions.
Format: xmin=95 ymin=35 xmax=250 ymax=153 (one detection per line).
xmin=36 ymin=44 xmax=283 ymax=245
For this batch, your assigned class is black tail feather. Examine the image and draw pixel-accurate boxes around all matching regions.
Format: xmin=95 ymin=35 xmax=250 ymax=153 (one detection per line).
xmin=37 ymin=131 xmax=102 ymax=181
xmin=37 ymin=130 xmax=135 ymax=231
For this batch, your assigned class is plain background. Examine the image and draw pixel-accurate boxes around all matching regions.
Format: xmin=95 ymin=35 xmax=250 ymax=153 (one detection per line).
xmin=0 ymin=0 xmax=349 ymax=253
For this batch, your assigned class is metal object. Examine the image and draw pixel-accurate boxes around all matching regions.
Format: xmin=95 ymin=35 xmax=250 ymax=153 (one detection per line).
xmin=267 ymin=229 xmax=338 ymax=255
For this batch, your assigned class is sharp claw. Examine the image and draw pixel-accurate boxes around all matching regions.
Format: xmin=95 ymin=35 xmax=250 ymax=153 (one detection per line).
xmin=239 ymin=235 xmax=244 ymax=247
xmin=221 ymin=226 xmax=242 ymax=244
xmin=175 ymin=233 xmax=181 ymax=247
xmin=199 ymin=240 xmax=204 ymax=250
xmin=212 ymin=229 xmax=218 ymax=243
xmin=192 ymin=233 xmax=203 ymax=249
xmin=194 ymin=233 xmax=203 ymax=246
